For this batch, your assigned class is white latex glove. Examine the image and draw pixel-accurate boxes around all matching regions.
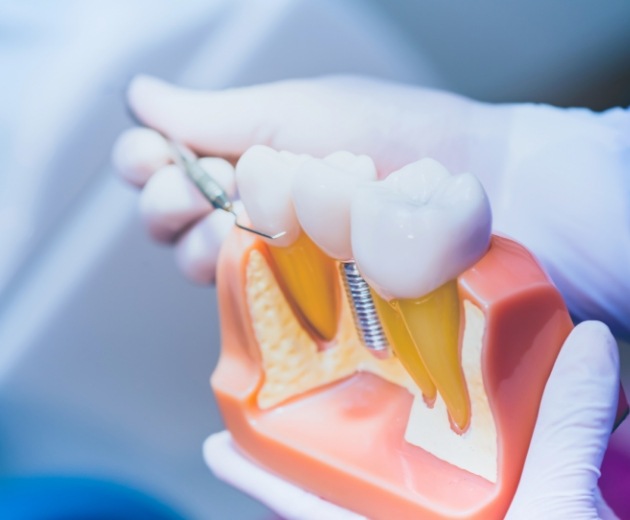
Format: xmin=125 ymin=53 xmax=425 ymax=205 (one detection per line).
xmin=112 ymin=74 xmax=630 ymax=338
xmin=201 ymin=321 xmax=620 ymax=520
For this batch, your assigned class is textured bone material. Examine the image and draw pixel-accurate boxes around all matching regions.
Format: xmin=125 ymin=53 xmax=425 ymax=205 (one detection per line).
xmin=211 ymin=232 xmax=624 ymax=519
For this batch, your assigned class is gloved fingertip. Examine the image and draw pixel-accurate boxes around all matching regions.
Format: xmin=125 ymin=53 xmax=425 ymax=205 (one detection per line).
xmin=574 ymin=320 xmax=614 ymax=340
xmin=127 ymin=75 xmax=176 ymax=125
xmin=197 ymin=157 xmax=237 ymax=199
xmin=112 ymin=128 xmax=172 ymax=187
xmin=566 ymin=321 xmax=619 ymax=379
xmin=175 ymin=211 xmax=233 ymax=285
xmin=128 ymin=74 xmax=171 ymax=99
xmin=139 ymin=164 xmax=211 ymax=242
xmin=203 ymin=431 xmax=235 ymax=479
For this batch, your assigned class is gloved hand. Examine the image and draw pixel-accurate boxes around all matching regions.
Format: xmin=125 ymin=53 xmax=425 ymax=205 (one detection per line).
xmin=201 ymin=321 xmax=620 ymax=520
xmin=113 ymin=74 xmax=630 ymax=338
xmin=112 ymin=75 xmax=629 ymax=518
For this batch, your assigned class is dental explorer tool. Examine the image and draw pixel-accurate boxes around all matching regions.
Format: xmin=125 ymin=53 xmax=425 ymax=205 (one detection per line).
xmin=169 ymin=142 xmax=285 ymax=241
xmin=340 ymin=261 xmax=390 ymax=359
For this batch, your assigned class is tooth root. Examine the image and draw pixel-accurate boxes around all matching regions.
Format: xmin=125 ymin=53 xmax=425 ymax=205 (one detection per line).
xmin=268 ymin=232 xmax=341 ymax=342
xmin=393 ymin=280 xmax=470 ymax=432
xmin=372 ymin=291 xmax=437 ymax=402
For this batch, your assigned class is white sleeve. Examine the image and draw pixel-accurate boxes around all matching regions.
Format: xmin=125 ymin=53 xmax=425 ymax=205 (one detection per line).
xmin=494 ymin=103 xmax=630 ymax=339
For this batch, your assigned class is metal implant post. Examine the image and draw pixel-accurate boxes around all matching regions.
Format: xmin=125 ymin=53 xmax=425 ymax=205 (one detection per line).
xmin=340 ymin=261 xmax=390 ymax=359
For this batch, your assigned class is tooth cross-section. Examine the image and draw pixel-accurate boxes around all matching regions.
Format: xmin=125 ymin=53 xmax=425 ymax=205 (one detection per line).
xmin=352 ymin=158 xmax=492 ymax=432
xmin=236 ymin=146 xmax=342 ymax=342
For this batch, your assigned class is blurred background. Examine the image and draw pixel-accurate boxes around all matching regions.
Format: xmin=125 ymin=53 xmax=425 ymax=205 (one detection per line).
xmin=1 ymin=0 xmax=629 ymax=518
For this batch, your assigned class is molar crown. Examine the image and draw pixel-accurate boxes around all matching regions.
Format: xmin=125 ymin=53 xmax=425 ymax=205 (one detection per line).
xmin=351 ymin=158 xmax=492 ymax=301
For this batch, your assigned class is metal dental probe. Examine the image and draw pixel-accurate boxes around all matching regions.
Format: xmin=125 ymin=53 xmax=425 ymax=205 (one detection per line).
xmin=128 ymin=111 xmax=285 ymax=240
xmin=340 ymin=261 xmax=390 ymax=359
xmin=169 ymin=142 xmax=286 ymax=241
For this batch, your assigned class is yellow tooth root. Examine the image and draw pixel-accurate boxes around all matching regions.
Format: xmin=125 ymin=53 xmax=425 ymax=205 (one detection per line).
xmin=394 ymin=280 xmax=470 ymax=432
xmin=372 ymin=291 xmax=437 ymax=402
xmin=267 ymin=233 xmax=341 ymax=342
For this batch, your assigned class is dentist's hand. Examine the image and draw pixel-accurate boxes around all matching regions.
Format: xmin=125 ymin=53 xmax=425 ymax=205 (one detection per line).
xmin=201 ymin=321 xmax=620 ymax=520
xmin=112 ymin=74 xmax=630 ymax=338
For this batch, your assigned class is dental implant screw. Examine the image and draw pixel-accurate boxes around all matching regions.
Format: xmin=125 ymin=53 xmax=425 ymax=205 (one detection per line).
xmin=340 ymin=262 xmax=390 ymax=359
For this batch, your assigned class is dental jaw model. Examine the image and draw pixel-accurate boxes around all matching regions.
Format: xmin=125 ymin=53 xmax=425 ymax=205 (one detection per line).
xmin=212 ymin=148 xmax=575 ymax=518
